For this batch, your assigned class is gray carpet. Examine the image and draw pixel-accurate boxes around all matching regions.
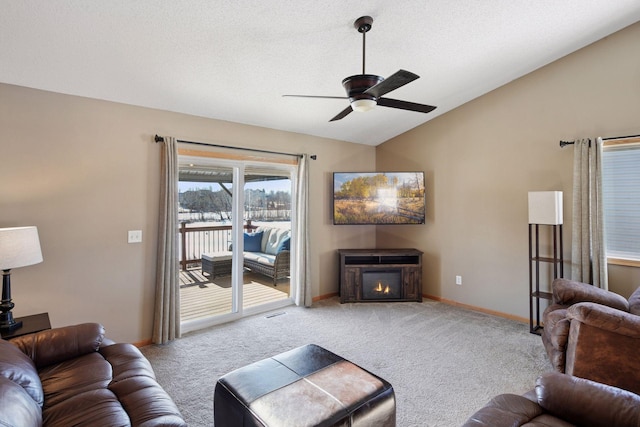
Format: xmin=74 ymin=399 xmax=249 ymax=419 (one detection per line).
xmin=141 ymin=297 xmax=552 ymax=426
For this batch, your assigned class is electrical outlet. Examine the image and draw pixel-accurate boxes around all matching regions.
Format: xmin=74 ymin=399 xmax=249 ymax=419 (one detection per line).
xmin=456 ymin=275 xmax=462 ymax=285
xmin=128 ymin=230 xmax=142 ymax=243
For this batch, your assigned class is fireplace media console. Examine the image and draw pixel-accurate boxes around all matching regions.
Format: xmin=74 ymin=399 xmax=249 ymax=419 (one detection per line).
xmin=338 ymin=248 xmax=423 ymax=303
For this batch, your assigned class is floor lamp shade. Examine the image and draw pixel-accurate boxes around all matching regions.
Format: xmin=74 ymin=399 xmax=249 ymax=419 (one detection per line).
xmin=528 ymin=191 xmax=563 ymax=225
xmin=0 ymin=226 xmax=43 ymax=270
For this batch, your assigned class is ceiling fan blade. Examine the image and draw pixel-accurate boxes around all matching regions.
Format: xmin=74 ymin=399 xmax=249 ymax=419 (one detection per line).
xmin=329 ymin=105 xmax=353 ymax=122
xmin=377 ymin=98 xmax=437 ymax=114
xmin=364 ymin=70 xmax=419 ymax=98
xmin=283 ymin=95 xmax=348 ymax=100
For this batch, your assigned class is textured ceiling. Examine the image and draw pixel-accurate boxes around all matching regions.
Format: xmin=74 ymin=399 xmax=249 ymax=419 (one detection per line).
xmin=2 ymin=1 xmax=640 ymax=146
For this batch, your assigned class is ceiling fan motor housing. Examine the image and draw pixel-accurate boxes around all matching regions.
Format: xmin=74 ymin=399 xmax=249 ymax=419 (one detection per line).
xmin=342 ymin=74 xmax=383 ymax=102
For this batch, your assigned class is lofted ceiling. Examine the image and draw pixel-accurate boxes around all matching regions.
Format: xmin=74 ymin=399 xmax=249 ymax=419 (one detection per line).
xmin=2 ymin=1 xmax=640 ymax=146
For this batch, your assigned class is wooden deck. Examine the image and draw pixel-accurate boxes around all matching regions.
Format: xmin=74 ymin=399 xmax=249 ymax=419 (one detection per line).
xmin=179 ymin=267 xmax=290 ymax=322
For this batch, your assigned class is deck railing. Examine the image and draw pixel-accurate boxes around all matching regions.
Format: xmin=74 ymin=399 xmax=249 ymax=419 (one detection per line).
xmin=179 ymin=221 xmax=257 ymax=271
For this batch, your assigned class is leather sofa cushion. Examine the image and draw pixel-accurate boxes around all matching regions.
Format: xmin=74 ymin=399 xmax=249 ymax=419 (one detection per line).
xmin=0 ymin=338 xmax=43 ymax=406
xmin=39 ymin=352 xmax=112 ymax=409
xmin=100 ymin=343 xmax=185 ymax=426
xmin=0 ymin=376 xmax=42 ymax=427
xmin=38 ymin=342 xmax=184 ymax=426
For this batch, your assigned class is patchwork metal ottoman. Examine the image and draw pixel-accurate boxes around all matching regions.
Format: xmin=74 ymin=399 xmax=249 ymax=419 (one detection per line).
xmin=202 ymin=251 xmax=233 ymax=278
xmin=214 ymin=344 xmax=396 ymax=427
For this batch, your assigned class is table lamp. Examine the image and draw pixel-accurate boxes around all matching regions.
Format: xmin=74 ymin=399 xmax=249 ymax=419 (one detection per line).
xmin=0 ymin=226 xmax=43 ymax=331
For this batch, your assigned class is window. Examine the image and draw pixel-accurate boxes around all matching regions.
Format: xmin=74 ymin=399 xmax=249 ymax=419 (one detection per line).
xmin=602 ymin=139 xmax=640 ymax=265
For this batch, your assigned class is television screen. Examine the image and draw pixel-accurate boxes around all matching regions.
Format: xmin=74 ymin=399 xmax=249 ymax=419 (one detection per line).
xmin=333 ymin=172 xmax=426 ymax=225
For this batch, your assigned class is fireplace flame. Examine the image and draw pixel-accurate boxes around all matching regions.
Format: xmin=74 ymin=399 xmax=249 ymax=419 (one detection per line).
xmin=374 ymin=282 xmax=391 ymax=294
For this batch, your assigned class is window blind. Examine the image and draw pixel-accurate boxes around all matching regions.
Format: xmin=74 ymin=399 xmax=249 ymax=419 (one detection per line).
xmin=602 ymin=143 xmax=640 ymax=261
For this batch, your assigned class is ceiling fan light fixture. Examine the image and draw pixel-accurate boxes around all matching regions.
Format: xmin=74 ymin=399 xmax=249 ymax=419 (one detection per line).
xmin=351 ymin=98 xmax=377 ymax=112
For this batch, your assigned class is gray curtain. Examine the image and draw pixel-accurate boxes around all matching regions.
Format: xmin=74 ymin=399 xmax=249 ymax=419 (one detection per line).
xmin=294 ymin=154 xmax=312 ymax=307
xmin=152 ymin=136 xmax=181 ymax=343
xmin=571 ymin=137 xmax=608 ymax=289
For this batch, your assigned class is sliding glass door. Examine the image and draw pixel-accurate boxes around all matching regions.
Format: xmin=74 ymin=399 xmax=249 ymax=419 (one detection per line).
xmin=177 ymin=151 xmax=295 ymax=332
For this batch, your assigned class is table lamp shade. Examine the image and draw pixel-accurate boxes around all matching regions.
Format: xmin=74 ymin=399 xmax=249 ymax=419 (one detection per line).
xmin=528 ymin=191 xmax=563 ymax=225
xmin=0 ymin=226 xmax=43 ymax=270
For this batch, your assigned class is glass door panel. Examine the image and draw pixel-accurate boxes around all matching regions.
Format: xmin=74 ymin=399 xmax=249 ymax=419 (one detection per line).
xmin=242 ymin=168 xmax=292 ymax=310
xmin=178 ymin=164 xmax=237 ymax=322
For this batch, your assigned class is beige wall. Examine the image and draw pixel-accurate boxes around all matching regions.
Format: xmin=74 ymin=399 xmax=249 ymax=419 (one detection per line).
xmin=0 ymin=84 xmax=376 ymax=342
xmin=376 ymin=22 xmax=640 ymax=319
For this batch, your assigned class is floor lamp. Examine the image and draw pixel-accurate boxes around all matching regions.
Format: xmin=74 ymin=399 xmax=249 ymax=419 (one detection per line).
xmin=0 ymin=226 xmax=43 ymax=331
xmin=528 ymin=191 xmax=563 ymax=334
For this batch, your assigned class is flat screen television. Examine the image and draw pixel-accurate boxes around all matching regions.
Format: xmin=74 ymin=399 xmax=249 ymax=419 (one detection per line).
xmin=333 ymin=172 xmax=426 ymax=225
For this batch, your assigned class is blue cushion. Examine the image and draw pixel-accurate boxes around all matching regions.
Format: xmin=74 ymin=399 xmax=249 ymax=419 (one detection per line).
xmin=277 ymin=236 xmax=290 ymax=253
xmin=244 ymin=231 xmax=263 ymax=252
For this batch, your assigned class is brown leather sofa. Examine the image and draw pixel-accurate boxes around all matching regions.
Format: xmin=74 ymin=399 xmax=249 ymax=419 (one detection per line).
xmin=0 ymin=323 xmax=186 ymax=427
xmin=541 ymin=278 xmax=640 ymax=394
xmin=463 ymin=371 xmax=640 ymax=426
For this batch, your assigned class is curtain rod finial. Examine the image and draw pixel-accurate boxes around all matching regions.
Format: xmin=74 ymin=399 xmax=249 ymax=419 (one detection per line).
xmin=154 ymin=134 xmax=164 ymax=143
xmin=310 ymin=155 xmax=317 ymax=160
xmin=559 ymin=140 xmax=574 ymax=148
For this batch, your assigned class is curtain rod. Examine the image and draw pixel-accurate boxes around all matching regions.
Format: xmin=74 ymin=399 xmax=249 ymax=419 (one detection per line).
xmin=559 ymin=134 xmax=640 ymax=148
xmin=154 ymin=135 xmax=317 ymax=160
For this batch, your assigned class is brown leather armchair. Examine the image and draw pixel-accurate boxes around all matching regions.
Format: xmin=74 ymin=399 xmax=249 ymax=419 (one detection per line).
xmin=542 ymin=278 xmax=640 ymax=394
xmin=462 ymin=371 xmax=640 ymax=426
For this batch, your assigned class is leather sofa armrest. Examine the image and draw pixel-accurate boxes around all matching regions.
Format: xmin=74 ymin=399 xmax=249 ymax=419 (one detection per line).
xmin=552 ymin=279 xmax=629 ymax=311
xmin=536 ymin=372 xmax=640 ymax=426
xmin=568 ymin=302 xmax=640 ymax=339
xmin=565 ymin=302 xmax=640 ymax=395
xmin=461 ymin=393 xmax=543 ymax=426
xmin=10 ymin=323 xmax=105 ymax=368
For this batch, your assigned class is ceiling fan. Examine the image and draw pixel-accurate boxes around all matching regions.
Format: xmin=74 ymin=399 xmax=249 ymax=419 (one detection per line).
xmin=284 ymin=16 xmax=437 ymax=122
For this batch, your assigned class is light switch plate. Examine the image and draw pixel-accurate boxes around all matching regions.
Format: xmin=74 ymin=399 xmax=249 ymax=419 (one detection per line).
xmin=128 ymin=230 xmax=142 ymax=243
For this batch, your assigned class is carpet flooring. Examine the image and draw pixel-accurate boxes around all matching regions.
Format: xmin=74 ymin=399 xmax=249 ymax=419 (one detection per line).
xmin=140 ymin=297 xmax=552 ymax=426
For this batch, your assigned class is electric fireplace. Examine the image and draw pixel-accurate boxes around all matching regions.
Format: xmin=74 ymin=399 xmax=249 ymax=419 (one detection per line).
xmin=338 ymin=248 xmax=423 ymax=303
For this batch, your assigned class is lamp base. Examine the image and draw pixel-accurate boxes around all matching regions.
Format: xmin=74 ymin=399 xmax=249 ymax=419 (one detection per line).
xmin=0 ymin=316 xmax=23 ymax=331
xmin=0 ymin=269 xmax=22 ymax=331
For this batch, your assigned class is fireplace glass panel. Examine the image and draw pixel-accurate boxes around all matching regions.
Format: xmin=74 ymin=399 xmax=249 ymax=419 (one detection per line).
xmin=362 ymin=269 xmax=402 ymax=300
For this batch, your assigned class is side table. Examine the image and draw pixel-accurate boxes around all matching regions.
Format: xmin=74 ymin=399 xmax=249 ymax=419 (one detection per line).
xmin=202 ymin=251 xmax=233 ymax=278
xmin=0 ymin=312 xmax=51 ymax=340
